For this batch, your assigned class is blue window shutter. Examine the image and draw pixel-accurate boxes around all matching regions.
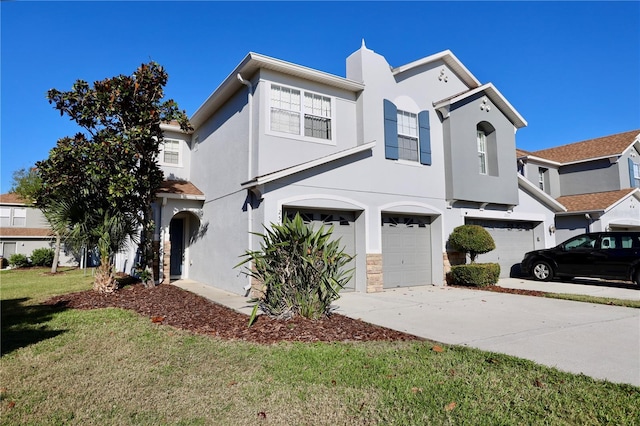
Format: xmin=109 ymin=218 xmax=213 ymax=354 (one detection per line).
xmin=629 ymin=158 xmax=637 ymax=187
xmin=383 ymin=99 xmax=398 ymax=160
xmin=418 ymin=110 xmax=432 ymax=165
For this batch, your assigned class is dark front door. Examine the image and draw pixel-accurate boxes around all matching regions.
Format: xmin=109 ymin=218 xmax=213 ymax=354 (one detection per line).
xmin=169 ymin=218 xmax=184 ymax=278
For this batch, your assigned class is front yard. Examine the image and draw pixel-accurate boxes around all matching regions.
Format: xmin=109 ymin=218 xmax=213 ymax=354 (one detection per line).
xmin=1 ymin=268 xmax=638 ymax=425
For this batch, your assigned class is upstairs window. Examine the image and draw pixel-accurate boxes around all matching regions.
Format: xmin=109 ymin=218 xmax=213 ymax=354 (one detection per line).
xmin=0 ymin=207 xmax=26 ymax=227
xmin=627 ymin=158 xmax=640 ymax=188
xmin=161 ymin=139 xmax=181 ymax=165
xmin=477 ymin=130 xmax=487 ymax=174
xmin=397 ymin=110 xmax=419 ymax=161
xmin=270 ymin=84 xmax=332 ymax=141
xmin=0 ymin=208 xmax=10 ymax=227
xmin=538 ymin=167 xmax=548 ymax=191
xmin=12 ymin=208 xmax=26 ymax=226
xmin=476 ymin=122 xmax=498 ymax=176
xmin=383 ymin=99 xmax=431 ymax=165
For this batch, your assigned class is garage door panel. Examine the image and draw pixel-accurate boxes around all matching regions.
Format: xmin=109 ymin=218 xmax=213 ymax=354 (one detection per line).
xmin=466 ymin=219 xmax=535 ymax=278
xmin=382 ymin=215 xmax=432 ymax=288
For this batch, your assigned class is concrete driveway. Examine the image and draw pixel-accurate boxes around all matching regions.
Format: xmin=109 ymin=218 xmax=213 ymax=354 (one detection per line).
xmin=174 ymin=278 xmax=640 ymax=387
xmin=334 ymin=283 xmax=640 ymax=387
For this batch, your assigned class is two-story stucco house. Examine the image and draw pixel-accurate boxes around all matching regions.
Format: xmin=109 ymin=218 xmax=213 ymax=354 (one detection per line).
xmin=122 ymin=43 xmax=563 ymax=294
xmin=518 ymin=129 xmax=640 ymax=243
xmin=0 ymin=193 xmax=75 ymax=266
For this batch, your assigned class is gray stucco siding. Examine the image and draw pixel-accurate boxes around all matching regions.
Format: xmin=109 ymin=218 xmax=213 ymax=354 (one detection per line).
xmin=559 ymin=159 xmax=620 ymax=196
xmin=443 ymin=96 xmax=519 ymax=205
xmin=255 ymin=69 xmax=360 ymax=178
xmin=191 ymin=88 xmax=251 ymax=200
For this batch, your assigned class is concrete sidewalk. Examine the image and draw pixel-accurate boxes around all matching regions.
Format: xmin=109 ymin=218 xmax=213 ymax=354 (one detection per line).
xmin=173 ymin=279 xmax=640 ymax=387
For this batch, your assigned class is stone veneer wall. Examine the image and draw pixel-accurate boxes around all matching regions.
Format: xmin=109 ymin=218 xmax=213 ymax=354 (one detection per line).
xmin=366 ymin=253 xmax=384 ymax=293
xmin=443 ymin=251 xmax=465 ymax=284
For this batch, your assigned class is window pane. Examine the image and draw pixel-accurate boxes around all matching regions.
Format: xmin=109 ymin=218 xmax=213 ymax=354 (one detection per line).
xmin=304 ymin=115 xmax=331 ymax=139
xmin=398 ymin=135 xmax=418 ymax=161
xmin=163 ymin=140 xmax=180 ymax=164
xmin=477 ymin=131 xmax=487 ymax=174
xmin=271 ymin=109 xmax=300 ymax=134
xmin=12 ymin=208 xmax=26 ymax=226
xmin=397 ymin=111 xmax=417 ymax=137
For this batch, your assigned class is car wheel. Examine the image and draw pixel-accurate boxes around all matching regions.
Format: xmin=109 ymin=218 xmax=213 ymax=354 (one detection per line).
xmin=634 ymin=269 xmax=640 ymax=287
xmin=532 ymin=261 xmax=553 ymax=281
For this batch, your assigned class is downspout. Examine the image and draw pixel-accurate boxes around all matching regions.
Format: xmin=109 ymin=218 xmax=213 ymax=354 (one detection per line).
xmin=237 ymin=74 xmax=254 ymax=291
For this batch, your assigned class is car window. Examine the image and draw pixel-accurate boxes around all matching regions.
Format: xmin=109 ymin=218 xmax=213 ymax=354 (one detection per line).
xmin=621 ymin=236 xmax=633 ymax=249
xmin=564 ymin=235 xmax=598 ymax=250
xmin=600 ymin=236 xmax=616 ymax=249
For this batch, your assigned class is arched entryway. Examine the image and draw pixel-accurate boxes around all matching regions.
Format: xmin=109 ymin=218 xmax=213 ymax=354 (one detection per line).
xmin=166 ymin=211 xmax=201 ymax=281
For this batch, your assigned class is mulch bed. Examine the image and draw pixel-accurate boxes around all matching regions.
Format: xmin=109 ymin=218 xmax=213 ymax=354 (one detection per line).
xmin=450 ymin=284 xmax=548 ymax=297
xmin=45 ymin=284 xmax=422 ymax=344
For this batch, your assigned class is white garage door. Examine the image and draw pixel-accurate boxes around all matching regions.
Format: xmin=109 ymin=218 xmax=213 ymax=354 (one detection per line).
xmin=465 ymin=219 xmax=536 ymax=278
xmin=284 ymin=209 xmax=356 ymax=291
xmin=382 ymin=214 xmax=432 ymax=288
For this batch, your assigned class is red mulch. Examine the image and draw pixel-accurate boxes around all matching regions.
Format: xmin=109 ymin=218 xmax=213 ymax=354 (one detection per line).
xmin=450 ymin=284 xmax=548 ymax=297
xmin=45 ymin=284 xmax=422 ymax=344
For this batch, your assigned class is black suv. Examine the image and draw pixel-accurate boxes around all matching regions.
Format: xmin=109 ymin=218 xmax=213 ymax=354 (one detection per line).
xmin=521 ymin=232 xmax=640 ymax=285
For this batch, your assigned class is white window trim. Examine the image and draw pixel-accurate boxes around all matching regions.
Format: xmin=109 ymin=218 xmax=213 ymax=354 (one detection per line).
xmin=159 ymin=138 xmax=183 ymax=167
xmin=477 ymin=130 xmax=487 ymax=175
xmin=266 ymin=82 xmax=336 ymax=145
xmin=633 ymin=163 xmax=640 ymax=179
xmin=396 ymin=109 xmax=420 ymax=163
xmin=538 ymin=168 xmax=546 ymax=191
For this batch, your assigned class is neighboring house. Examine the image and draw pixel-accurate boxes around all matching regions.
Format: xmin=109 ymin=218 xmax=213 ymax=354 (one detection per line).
xmin=0 ymin=193 xmax=76 ymax=266
xmin=134 ymin=42 xmax=562 ymax=294
xmin=518 ymin=130 xmax=640 ymax=242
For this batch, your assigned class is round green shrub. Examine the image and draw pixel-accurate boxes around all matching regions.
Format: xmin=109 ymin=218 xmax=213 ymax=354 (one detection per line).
xmin=8 ymin=253 xmax=30 ymax=268
xmin=30 ymin=248 xmax=55 ymax=267
xmin=450 ymin=263 xmax=500 ymax=287
xmin=449 ymin=225 xmax=496 ymax=263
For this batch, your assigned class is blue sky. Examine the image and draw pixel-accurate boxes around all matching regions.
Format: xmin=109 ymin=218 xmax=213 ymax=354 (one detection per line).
xmin=2 ymin=1 xmax=639 ymax=193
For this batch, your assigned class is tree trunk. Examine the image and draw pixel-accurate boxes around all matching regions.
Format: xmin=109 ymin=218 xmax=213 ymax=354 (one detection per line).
xmin=50 ymin=233 xmax=61 ymax=274
xmin=141 ymin=202 xmax=156 ymax=288
xmin=93 ymin=256 xmax=117 ymax=294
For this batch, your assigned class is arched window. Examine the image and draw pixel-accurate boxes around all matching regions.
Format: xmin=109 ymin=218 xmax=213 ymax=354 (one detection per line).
xmin=476 ymin=122 xmax=497 ymax=176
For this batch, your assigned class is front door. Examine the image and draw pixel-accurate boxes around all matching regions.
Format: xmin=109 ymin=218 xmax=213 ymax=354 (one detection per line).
xmin=169 ymin=218 xmax=184 ymax=278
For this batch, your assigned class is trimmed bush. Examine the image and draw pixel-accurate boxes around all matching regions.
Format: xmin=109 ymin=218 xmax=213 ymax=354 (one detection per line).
xmin=238 ymin=213 xmax=354 ymax=322
xmin=8 ymin=253 xmax=30 ymax=268
xmin=30 ymin=248 xmax=55 ymax=267
xmin=0 ymin=257 xmax=7 ymax=269
xmin=449 ymin=225 xmax=496 ymax=263
xmin=450 ymin=263 xmax=500 ymax=287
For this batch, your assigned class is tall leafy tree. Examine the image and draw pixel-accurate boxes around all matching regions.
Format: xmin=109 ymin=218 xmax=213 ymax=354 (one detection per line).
xmin=10 ymin=167 xmax=64 ymax=273
xmin=37 ymin=62 xmax=191 ymax=288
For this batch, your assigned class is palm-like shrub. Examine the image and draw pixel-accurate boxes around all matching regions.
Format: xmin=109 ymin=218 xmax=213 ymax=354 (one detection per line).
xmin=238 ymin=213 xmax=353 ymax=322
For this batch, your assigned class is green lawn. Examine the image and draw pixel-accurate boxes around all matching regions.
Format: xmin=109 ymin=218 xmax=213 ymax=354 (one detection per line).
xmin=1 ymin=268 xmax=638 ymax=425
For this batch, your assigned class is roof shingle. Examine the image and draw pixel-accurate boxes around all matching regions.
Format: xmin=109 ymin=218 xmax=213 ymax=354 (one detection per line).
xmin=556 ymin=188 xmax=637 ymax=213
xmin=531 ymin=129 xmax=640 ymax=164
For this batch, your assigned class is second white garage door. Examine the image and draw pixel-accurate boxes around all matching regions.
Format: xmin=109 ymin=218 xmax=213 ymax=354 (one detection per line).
xmin=465 ymin=219 xmax=536 ymax=278
xmin=382 ymin=214 xmax=432 ymax=288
